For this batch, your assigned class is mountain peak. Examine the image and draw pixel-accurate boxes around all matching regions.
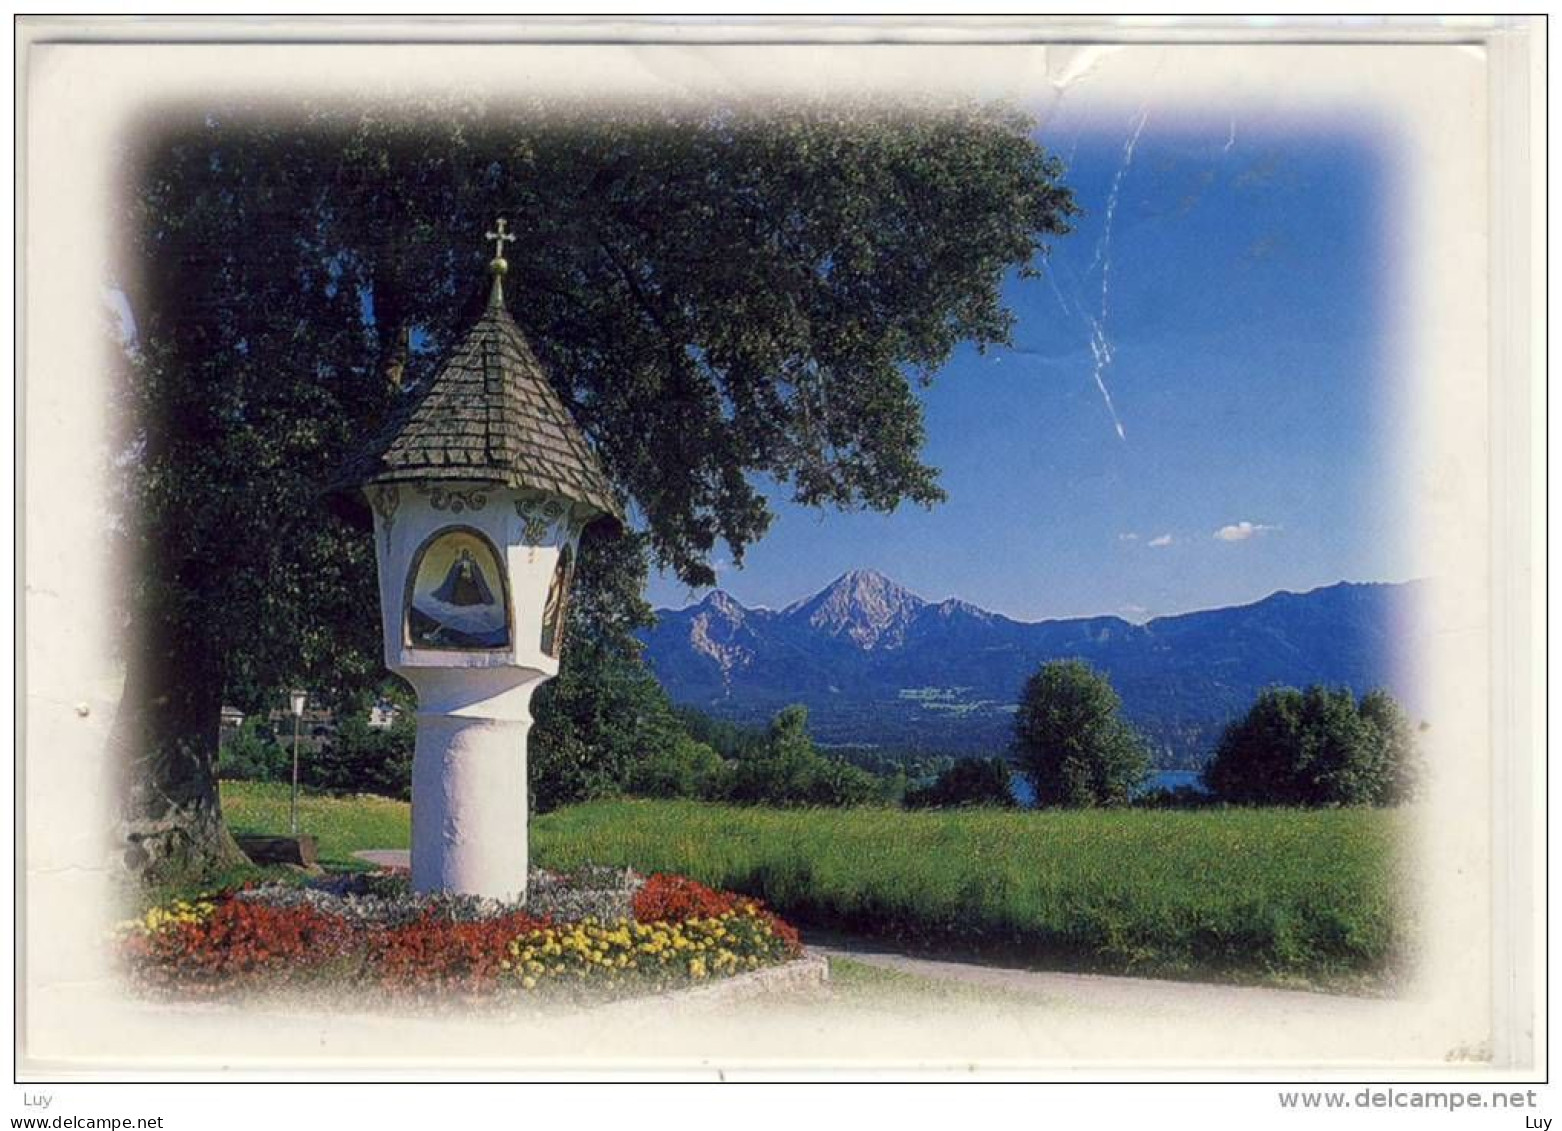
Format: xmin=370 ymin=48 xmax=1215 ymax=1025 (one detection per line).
xmin=784 ymin=569 xmax=926 ymax=650
xmin=690 ymin=589 xmax=751 ymax=629
xmin=829 ymin=567 xmax=905 ymax=596
xmin=698 ymin=589 xmax=744 ymax=614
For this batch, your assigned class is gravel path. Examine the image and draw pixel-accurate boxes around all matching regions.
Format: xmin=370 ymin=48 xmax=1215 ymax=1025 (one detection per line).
xmin=353 ymin=849 xmax=410 ymax=869
xmin=347 ymin=854 xmax=1416 ymax=1047
xmin=805 ymin=929 xmax=1400 ymax=1021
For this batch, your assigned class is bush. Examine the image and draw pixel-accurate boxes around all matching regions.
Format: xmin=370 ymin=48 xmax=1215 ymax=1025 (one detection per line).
xmin=671 ymin=706 xmax=768 ymax=762
xmin=806 ymin=757 xmax=881 ymax=807
xmin=904 ymin=757 xmax=1017 ymax=809
xmin=1133 ymin=785 xmax=1216 ymax=810
xmin=722 ymin=705 xmax=880 ymax=807
xmin=1203 ymin=685 xmax=1421 ymax=806
xmin=624 ymin=735 xmax=726 ymax=800
xmin=307 ymin=713 xmax=415 ymax=800
xmin=1013 ymin=660 xmax=1150 ymax=808
xmin=529 ymin=640 xmax=689 ymax=813
xmin=216 ymin=717 xmax=289 ymax=782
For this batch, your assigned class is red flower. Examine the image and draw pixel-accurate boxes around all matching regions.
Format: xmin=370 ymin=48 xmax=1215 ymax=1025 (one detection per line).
xmin=121 ymin=872 xmax=803 ymax=998
xmin=366 ymin=909 xmax=551 ymax=997
xmin=632 ymin=874 xmax=741 ymax=921
xmin=121 ymin=900 xmax=358 ymax=994
xmin=633 ymin=874 xmax=801 ymax=957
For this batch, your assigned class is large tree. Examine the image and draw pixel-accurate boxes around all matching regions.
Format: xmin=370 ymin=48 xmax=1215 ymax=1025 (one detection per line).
xmin=1202 ymin=685 xmax=1421 ymax=806
xmin=110 ymin=98 xmax=1078 ymax=876
xmin=1012 ymin=660 xmax=1150 ymax=808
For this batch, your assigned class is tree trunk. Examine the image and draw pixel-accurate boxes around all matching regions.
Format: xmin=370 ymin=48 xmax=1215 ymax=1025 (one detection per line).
xmin=111 ymin=616 xmax=250 ymax=881
xmin=382 ymin=321 xmax=411 ymax=392
xmin=372 ymin=239 xmax=413 ymax=394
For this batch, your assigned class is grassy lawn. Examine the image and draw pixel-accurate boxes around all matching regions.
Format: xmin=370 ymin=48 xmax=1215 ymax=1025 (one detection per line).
xmin=533 ymin=800 xmax=1410 ymax=986
xmin=215 ymin=784 xmax=1410 ymax=986
xmin=221 ymin=780 xmax=410 ymax=871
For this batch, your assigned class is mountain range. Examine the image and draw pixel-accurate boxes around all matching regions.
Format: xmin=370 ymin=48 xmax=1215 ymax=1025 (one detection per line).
xmin=639 ymin=570 xmax=1424 ymax=768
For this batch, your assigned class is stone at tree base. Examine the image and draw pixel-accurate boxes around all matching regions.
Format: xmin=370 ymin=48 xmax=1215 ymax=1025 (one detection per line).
xmin=118 ymin=798 xmax=252 ymax=880
xmin=236 ymin=834 xmax=318 ymax=867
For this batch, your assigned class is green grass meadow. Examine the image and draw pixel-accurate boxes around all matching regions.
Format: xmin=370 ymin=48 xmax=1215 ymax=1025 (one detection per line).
xmin=532 ymin=800 xmax=1410 ymax=985
xmin=219 ymin=782 xmax=1409 ymax=986
xmin=221 ymin=780 xmax=410 ymax=871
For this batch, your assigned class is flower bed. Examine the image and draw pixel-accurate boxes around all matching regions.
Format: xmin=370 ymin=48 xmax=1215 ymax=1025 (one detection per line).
xmin=115 ymin=870 xmax=802 ymax=1005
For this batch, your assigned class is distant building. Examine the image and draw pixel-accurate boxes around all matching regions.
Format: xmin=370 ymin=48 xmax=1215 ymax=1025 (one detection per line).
xmin=368 ymin=700 xmax=402 ymax=730
xmin=218 ymin=705 xmax=246 ymax=748
xmin=266 ymin=704 xmax=337 ymax=756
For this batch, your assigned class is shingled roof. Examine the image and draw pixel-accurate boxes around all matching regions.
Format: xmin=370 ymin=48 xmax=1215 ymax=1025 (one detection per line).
xmin=349 ymin=269 xmax=622 ymax=526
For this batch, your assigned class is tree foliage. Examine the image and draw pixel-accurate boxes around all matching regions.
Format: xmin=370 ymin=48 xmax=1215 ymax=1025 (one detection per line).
xmin=903 ymin=756 xmax=1017 ymax=809
xmin=1202 ymin=686 xmax=1421 ymax=807
xmin=214 ymin=717 xmax=288 ymax=783
xmin=1358 ymin=688 xmax=1423 ymax=805
xmin=670 ymin=706 xmax=769 ymax=762
xmin=623 ymin=735 xmax=727 ymax=801
xmin=1012 ymin=660 xmax=1149 ymax=808
xmin=527 ymin=532 xmax=689 ymax=814
xmin=112 ymin=97 xmax=1078 ymax=869
xmin=723 ymin=705 xmax=880 ymax=807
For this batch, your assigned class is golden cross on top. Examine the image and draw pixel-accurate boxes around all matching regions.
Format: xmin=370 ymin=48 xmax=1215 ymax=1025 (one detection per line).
xmin=485 ymin=218 xmax=516 ymax=263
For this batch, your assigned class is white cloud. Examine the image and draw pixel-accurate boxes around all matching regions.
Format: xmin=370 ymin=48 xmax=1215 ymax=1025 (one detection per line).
xmin=1213 ymin=521 xmax=1278 ymax=542
xmin=1148 ymin=533 xmax=1174 ymax=547
xmin=1117 ymin=532 xmax=1139 ymax=542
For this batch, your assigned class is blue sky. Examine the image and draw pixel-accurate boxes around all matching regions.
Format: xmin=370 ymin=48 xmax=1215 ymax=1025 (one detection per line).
xmin=655 ymin=111 xmax=1409 ymax=623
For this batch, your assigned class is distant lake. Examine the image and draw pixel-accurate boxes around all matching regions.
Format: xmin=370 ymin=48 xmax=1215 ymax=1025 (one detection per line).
xmin=1009 ymin=769 xmax=1206 ymax=808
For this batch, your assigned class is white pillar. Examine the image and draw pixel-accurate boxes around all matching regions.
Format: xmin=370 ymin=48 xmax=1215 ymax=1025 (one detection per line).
xmin=399 ymin=667 xmax=544 ymax=903
xmin=409 ymin=714 xmax=532 ymax=900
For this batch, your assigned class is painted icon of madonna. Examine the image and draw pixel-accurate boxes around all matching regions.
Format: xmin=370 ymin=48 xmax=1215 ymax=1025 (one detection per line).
xmin=405 ymin=528 xmax=511 ymax=650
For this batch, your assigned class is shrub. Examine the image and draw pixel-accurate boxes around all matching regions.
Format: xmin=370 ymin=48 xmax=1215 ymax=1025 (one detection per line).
xmin=307 ymin=712 xmax=415 ymax=800
xmin=529 ymin=641 xmax=688 ymax=814
xmin=806 ymin=757 xmax=880 ymax=807
xmin=216 ymin=717 xmax=289 ymax=782
xmin=720 ymin=705 xmax=880 ymax=807
xmin=1359 ymin=689 xmax=1423 ymax=804
xmin=904 ymin=757 xmax=1017 ymax=809
xmin=624 ymin=734 xmax=726 ymax=800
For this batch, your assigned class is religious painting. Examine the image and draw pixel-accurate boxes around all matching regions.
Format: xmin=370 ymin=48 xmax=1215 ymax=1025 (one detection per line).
xmin=540 ymin=543 xmax=575 ymax=658
xmin=404 ymin=527 xmax=510 ymax=649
